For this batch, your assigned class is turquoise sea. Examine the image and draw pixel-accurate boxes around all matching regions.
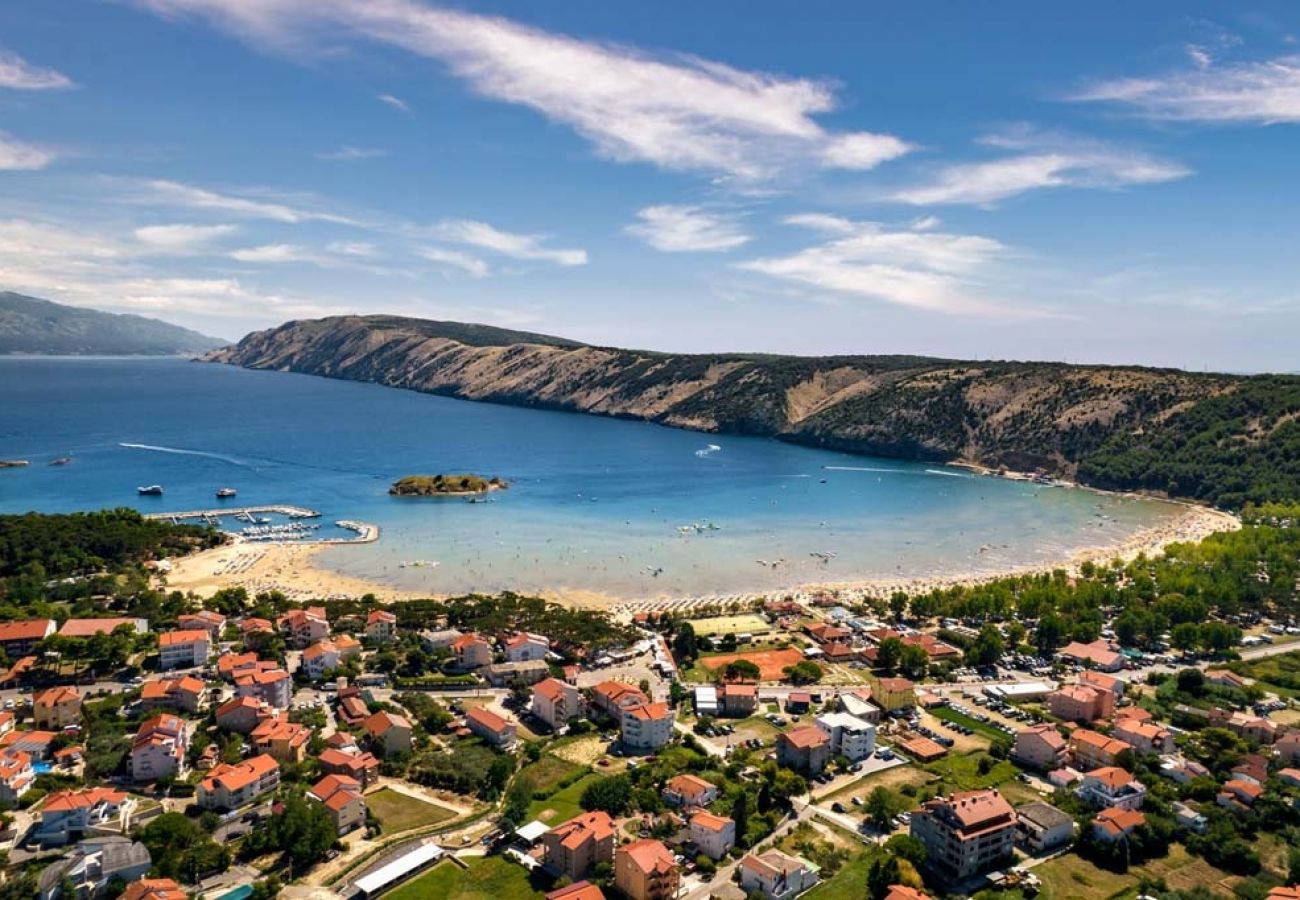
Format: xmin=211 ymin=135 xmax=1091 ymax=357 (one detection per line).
xmin=0 ymin=357 xmax=1179 ymax=599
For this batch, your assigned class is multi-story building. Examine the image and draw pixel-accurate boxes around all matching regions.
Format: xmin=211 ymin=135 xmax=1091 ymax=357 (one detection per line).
xmin=720 ymin=683 xmax=759 ymax=718
xmin=157 ymin=629 xmax=211 ymax=670
xmin=58 ymin=618 xmax=147 ymax=639
xmin=0 ymin=618 xmax=55 ymax=658
xmin=364 ymin=710 xmax=412 ymax=756
xmin=176 ymin=610 xmax=226 ymax=640
xmin=234 ymin=667 xmax=292 ymax=710
xmin=198 ymin=754 xmax=281 ymax=810
xmin=319 ymin=744 xmax=381 ymax=788
xmin=543 ymin=810 xmax=616 ymax=880
xmin=1111 ymin=719 xmax=1174 ymax=756
xmin=1013 ymin=724 xmax=1068 ymax=771
xmin=33 ymin=787 xmax=134 ymax=846
xmin=35 ymin=836 xmax=151 ymax=900
xmin=467 ymin=706 xmax=517 ymax=749
xmin=250 ymin=715 xmax=311 ymax=763
xmin=814 ymin=712 xmax=876 ymax=762
xmin=308 ymin=773 xmax=366 ymax=834
xmin=620 ymin=702 xmax=674 ymax=753
xmin=1092 ymin=807 xmax=1146 ymax=842
xmin=33 ymin=686 xmax=81 ymax=729
xmin=1076 ymin=767 xmax=1146 ymax=811
xmin=450 ymin=633 xmax=494 ymax=670
xmin=910 ymin=790 xmax=1017 ymax=881
xmin=614 ymin=838 xmax=679 ymax=900
xmin=777 ymin=726 xmax=831 ymax=774
xmin=130 ymin=715 xmax=188 ymax=783
xmin=839 ymin=690 xmax=882 ymax=723
xmin=664 ymin=773 xmax=719 ymax=810
xmin=591 ymin=680 xmax=650 ymax=720
xmin=0 ymin=749 xmax=35 ymax=806
xmin=365 ymin=610 xmax=398 ymax=644
xmin=140 ymin=676 xmax=206 ymax=714
xmin=689 ymin=811 xmax=736 ymax=860
xmin=1069 ymin=729 xmax=1133 ymax=771
xmin=122 ymin=879 xmax=187 ymax=900
xmin=1015 ymin=801 xmax=1075 ymax=853
xmin=278 ymin=607 xmax=331 ymax=648
xmin=739 ymin=849 xmax=820 ymax=900
xmin=1058 ymin=640 xmax=1124 ymax=672
xmin=215 ymin=696 xmax=270 ymax=734
xmin=872 ymin=677 xmax=916 ymax=712
xmin=301 ymin=640 xmax=342 ymax=680
xmin=532 ymin=677 xmax=584 ymax=731
xmin=504 ymin=632 xmax=550 ymax=662
xmin=1047 ymin=685 xmax=1110 ymax=724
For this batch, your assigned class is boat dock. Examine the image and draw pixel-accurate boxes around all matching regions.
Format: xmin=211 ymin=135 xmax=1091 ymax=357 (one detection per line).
xmin=144 ymin=504 xmax=321 ymax=522
xmin=143 ymin=506 xmax=379 ymax=545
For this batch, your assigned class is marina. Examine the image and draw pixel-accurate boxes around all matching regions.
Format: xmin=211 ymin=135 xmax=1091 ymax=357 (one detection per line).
xmin=143 ymin=505 xmax=378 ymax=545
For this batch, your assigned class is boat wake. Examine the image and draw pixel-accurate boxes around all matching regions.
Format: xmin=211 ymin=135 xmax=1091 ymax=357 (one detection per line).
xmin=924 ymin=468 xmax=973 ymax=479
xmin=824 ymin=464 xmax=971 ymax=479
xmin=119 ymin=442 xmax=250 ymax=467
xmin=694 ymin=443 xmax=722 ymax=458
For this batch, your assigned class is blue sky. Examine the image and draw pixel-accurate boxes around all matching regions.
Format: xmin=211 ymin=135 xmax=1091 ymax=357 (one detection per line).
xmin=1 ymin=1 xmax=1299 ymax=370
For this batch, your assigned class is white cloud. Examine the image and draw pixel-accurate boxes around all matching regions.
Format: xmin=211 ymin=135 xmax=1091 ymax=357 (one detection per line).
xmin=625 ymin=205 xmax=750 ymax=253
xmin=377 ymin=93 xmax=411 ymax=113
xmin=229 ymin=243 xmax=313 ymax=262
xmin=433 ymin=218 xmax=587 ymax=266
xmin=738 ymin=217 xmax=1033 ymax=317
xmin=315 ymin=145 xmax=388 ymax=161
xmin=0 ymin=132 xmax=54 ymax=170
xmin=418 ymin=245 xmax=489 ymax=277
xmin=134 ymin=223 xmax=238 ymax=251
xmin=1071 ymin=53 xmax=1300 ymax=124
xmin=890 ymin=130 xmax=1190 ymax=206
xmin=131 ymin=0 xmax=911 ymax=181
xmin=0 ymin=50 xmax=74 ymax=90
xmin=127 ymin=178 xmax=361 ymax=225
xmin=326 ymin=240 xmax=377 ymax=257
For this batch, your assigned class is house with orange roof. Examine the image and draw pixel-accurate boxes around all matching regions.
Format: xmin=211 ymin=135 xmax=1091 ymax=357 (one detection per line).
xmin=218 ymin=650 xmax=264 ymax=679
xmin=1059 ymin=640 xmax=1124 ymax=672
xmin=543 ymin=810 xmax=616 ymax=880
xmin=872 ymin=677 xmax=915 ymax=712
xmin=689 ymin=811 xmax=736 ymax=859
xmin=364 ymin=710 xmax=412 ymax=756
xmin=1277 ymin=767 xmax=1300 ymax=788
xmin=337 ymin=694 xmax=371 ymax=726
xmin=1205 ymin=669 xmax=1251 ymax=689
xmin=720 ymin=682 xmax=759 ymax=717
xmin=1114 ymin=706 xmax=1153 ymax=723
xmin=1077 ymin=767 xmax=1146 ymax=810
xmin=33 ymin=685 xmax=81 ymax=729
xmin=130 ymin=715 xmax=188 ymax=783
xmin=884 ymin=887 xmax=929 ymax=900
xmin=308 ymin=773 xmax=366 ymax=834
xmin=1069 ymin=729 xmax=1134 ymax=770
xmin=910 ymin=789 xmax=1017 ymax=880
xmin=215 ymin=695 xmax=270 ymax=734
xmin=532 ymin=677 xmax=584 ymax=731
xmin=1112 ymin=718 xmax=1174 ymax=755
xmin=0 ymin=749 xmax=34 ymax=806
xmin=1047 ymin=685 xmax=1111 ymax=724
xmin=336 ymin=632 xmax=362 ymax=659
xmin=1217 ymin=778 xmax=1263 ymax=811
xmin=365 ymin=609 xmax=398 ymax=643
xmin=467 ymin=705 xmax=517 ymax=749
xmin=1079 ymin=669 xmax=1125 ymax=696
xmin=58 ymin=617 xmax=147 ymax=639
xmin=621 ymin=701 xmax=675 ymax=753
xmin=278 ymin=606 xmax=331 ymax=648
xmin=664 ymin=773 xmax=719 ymax=810
xmin=177 ymin=610 xmax=226 ymax=639
xmin=234 ymin=666 xmax=292 ymax=710
xmin=591 ymin=680 xmax=650 ymax=720
xmin=739 ymin=848 xmax=820 ymax=900
xmin=122 ymin=879 xmax=187 ymax=900
xmin=239 ymin=617 xmax=275 ymax=645
xmin=33 ymin=787 xmax=134 ymax=846
xmin=0 ymin=727 xmax=56 ymax=759
xmin=319 ymin=746 xmax=381 ymax=787
xmin=450 ymin=633 xmax=493 ymax=670
xmin=140 ymin=676 xmax=206 ymax=714
xmin=1092 ymin=806 xmax=1146 ymax=842
xmin=545 ymin=882 xmax=606 ymax=900
xmin=777 ymin=725 xmax=831 ymax=774
xmin=1013 ymin=724 xmax=1068 ymax=771
xmin=504 ymin=632 xmax=550 ymax=662
xmin=157 ymin=629 xmax=211 ymax=670
xmin=302 ymin=640 xmax=343 ymax=680
xmin=0 ymin=618 xmax=55 ymax=657
xmin=250 ymin=714 xmax=312 ymax=763
xmin=1268 ymin=889 xmax=1300 ymax=900
xmin=615 ymin=838 xmax=679 ymax=900
xmin=198 ymin=754 xmax=280 ymax=810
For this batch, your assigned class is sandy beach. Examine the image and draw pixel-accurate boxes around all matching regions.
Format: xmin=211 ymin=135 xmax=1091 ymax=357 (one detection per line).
xmin=158 ymin=498 xmax=1239 ymax=612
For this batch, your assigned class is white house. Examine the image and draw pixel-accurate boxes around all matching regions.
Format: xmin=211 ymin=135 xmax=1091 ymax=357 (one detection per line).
xmin=739 ymin=850 xmax=819 ymax=900
xmin=157 ymin=630 xmax=211 ymax=670
xmin=814 ymin=712 xmax=876 ymax=762
xmin=1076 ymin=767 xmax=1146 ymax=811
xmin=504 ymin=632 xmax=550 ymax=662
xmin=689 ymin=812 xmax=736 ymax=860
xmin=532 ymin=678 xmax=583 ymax=731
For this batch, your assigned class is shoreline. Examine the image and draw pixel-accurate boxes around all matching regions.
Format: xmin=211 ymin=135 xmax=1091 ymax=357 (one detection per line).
xmin=157 ymin=497 xmax=1239 ymax=611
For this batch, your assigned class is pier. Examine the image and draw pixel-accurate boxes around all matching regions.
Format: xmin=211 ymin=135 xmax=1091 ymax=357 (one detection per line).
xmin=144 ymin=506 xmax=378 ymax=545
xmin=144 ymin=504 xmax=321 ymax=521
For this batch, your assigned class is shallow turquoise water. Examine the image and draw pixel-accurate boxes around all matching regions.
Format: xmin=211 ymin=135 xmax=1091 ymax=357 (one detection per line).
xmin=0 ymin=357 xmax=1177 ymax=598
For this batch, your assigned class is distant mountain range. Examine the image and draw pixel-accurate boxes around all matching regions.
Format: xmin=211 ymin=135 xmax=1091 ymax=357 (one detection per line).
xmin=209 ymin=314 xmax=1300 ymax=509
xmin=0 ymin=292 xmax=224 ymax=356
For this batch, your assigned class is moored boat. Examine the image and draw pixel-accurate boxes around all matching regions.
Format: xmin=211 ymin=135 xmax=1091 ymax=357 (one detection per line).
xmin=137 ymin=484 xmax=164 ymax=495
xmin=216 ymin=487 xmax=237 ymax=498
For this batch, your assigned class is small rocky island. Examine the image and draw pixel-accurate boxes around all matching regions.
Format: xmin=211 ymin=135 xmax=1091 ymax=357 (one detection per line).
xmin=389 ymin=474 xmax=508 ymax=496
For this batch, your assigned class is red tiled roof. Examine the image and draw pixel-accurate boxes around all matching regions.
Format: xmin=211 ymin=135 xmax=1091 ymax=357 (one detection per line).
xmin=620 ymin=838 xmax=676 ymax=876
xmin=0 ymin=619 xmax=53 ymax=641
xmin=159 ymin=629 xmax=209 ymax=646
xmin=781 ymin=725 xmax=830 ymax=749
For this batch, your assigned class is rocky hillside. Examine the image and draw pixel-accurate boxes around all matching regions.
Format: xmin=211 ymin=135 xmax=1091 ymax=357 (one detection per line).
xmin=0 ymin=292 xmax=223 ymax=356
xmin=208 ymin=315 xmax=1300 ymax=508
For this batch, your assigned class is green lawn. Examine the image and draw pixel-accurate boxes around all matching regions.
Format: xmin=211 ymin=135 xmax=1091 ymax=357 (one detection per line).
xmin=922 ymin=753 xmax=1020 ymax=793
xmin=803 ymin=847 xmax=886 ymax=900
xmin=518 ymin=754 xmax=586 ymax=796
xmin=929 ymin=706 xmax=1009 ymax=742
xmin=527 ymin=772 xmax=601 ymax=824
xmin=366 ymin=787 xmax=459 ymax=834
xmin=382 ymin=857 xmax=546 ymax=900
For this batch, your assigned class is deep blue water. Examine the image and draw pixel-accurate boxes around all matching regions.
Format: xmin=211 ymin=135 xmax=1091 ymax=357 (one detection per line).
xmin=0 ymin=357 xmax=1177 ymax=598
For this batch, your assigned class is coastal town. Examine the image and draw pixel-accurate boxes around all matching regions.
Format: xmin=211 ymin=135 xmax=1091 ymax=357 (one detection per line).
xmin=2 ymin=505 xmax=1300 ymax=900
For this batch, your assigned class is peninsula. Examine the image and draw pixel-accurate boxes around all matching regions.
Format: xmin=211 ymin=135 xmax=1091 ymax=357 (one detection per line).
xmin=389 ymin=474 xmax=508 ymax=496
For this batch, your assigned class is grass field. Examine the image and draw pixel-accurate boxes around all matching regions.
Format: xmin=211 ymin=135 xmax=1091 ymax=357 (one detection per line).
xmin=366 ymin=788 xmax=459 ymax=834
xmin=930 ymin=706 xmax=1008 ymax=742
xmin=802 ymin=846 xmax=887 ymax=900
xmin=382 ymin=857 xmax=545 ymax=900
xmin=690 ymin=614 xmax=772 ymax=637
xmin=518 ymin=754 xmax=586 ymax=796
xmin=823 ymin=763 xmax=931 ymax=804
xmin=527 ymin=772 xmax=601 ymax=823
xmin=922 ymin=753 xmax=1020 ymax=793
xmin=1035 ymin=843 xmax=1240 ymax=900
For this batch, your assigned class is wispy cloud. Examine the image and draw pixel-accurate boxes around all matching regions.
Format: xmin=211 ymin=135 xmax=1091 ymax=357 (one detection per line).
xmin=229 ymin=243 xmax=314 ymax=263
xmin=1070 ymin=51 xmax=1300 ymax=124
xmin=131 ymin=0 xmax=911 ymax=182
xmin=889 ymin=128 xmax=1190 ymax=206
xmin=432 ymin=218 xmax=587 ymax=266
xmin=738 ymin=215 xmax=1044 ymax=317
xmin=418 ymin=245 xmax=489 ymax=277
xmin=314 ymin=145 xmax=388 ymax=161
xmin=0 ymin=132 xmax=55 ymax=170
xmin=377 ymin=93 xmax=411 ymax=114
xmin=0 ymin=50 xmax=74 ymax=90
xmin=134 ymin=223 xmax=238 ymax=251
xmin=124 ymin=178 xmax=361 ymax=225
xmin=625 ymin=205 xmax=750 ymax=253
